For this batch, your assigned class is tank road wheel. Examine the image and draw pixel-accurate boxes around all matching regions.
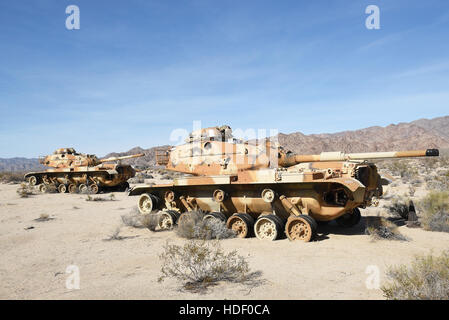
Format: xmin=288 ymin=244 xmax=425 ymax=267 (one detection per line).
xmin=78 ymin=184 xmax=88 ymax=194
xmin=28 ymin=176 xmax=38 ymax=186
xmin=138 ymin=193 xmax=160 ymax=215
xmin=68 ymin=184 xmax=77 ymax=194
xmin=254 ymin=215 xmax=284 ymax=241
xmin=336 ymin=208 xmax=361 ymax=228
xmin=159 ymin=210 xmax=181 ymax=230
xmin=38 ymin=184 xmax=47 ymax=193
xmin=203 ymin=211 xmax=227 ymax=222
xmin=285 ymin=215 xmax=317 ymax=242
xmin=88 ymin=184 xmax=99 ymax=194
xmin=226 ymin=213 xmax=254 ymax=238
xmin=57 ymin=184 xmax=67 ymax=193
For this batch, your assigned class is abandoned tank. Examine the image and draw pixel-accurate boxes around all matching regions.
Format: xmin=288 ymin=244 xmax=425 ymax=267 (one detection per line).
xmin=128 ymin=125 xmax=439 ymax=241
xmin=25 ymin=148 xmax=144 ymax=194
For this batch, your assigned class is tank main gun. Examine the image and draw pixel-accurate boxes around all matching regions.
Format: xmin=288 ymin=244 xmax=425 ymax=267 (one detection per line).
xmin=99 ymin=153 xmax=145 ymax=163
xmin=278 ymin=149 xmax=439 ymax=167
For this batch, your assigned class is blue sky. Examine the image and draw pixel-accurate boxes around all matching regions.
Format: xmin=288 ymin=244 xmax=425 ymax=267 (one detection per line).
xmin=1 ymin=0 xmax=448 ymax=157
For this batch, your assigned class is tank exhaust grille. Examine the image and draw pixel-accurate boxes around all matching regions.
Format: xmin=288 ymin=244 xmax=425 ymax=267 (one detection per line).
xmin=155 ymin=148 xmax=169 ymax=165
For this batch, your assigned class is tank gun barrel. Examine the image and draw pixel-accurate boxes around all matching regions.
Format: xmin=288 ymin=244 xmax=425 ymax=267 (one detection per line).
xmin=99 ymin=153 xmax=145 ymax=163
xmin=279 ymin=149 xmax=439 ymax=167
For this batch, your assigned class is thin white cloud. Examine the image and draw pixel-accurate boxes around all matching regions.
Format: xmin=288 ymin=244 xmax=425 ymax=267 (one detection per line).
xmin=392 ymin=60 xmax=449 ymax=78
xmin=357 ymin=32 xmax=403 ymax=51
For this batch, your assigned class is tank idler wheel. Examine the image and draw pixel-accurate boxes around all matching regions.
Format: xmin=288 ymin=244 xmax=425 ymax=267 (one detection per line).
xmin=285 ymin=215 xmax=317 ymax=242
xmin=254 ymin=214 xmax=284 ymax=241
xmin=159 ymin=210 xmax=181 ymax=230
xmin=203 ymin=211 xmax=227 ymax=222
xmin=89 ymin=184 xmax=99 ymax=194
xmin=28 ymin=176 xmax=38 ymax=186
xmin=78 ymin=184 xmax=88 ymax=194
xmin=138 ymin=193 xmax=160 ymax=215
xmin=226 ymin=213 xmax=254 ymax=238
xmin=58 ymin=184 xmax=67 ymax=193
xmin=68 ymin=184 xmax=77 ymax=194
xmin=38 ymin=184 xmax=48 ymax=193
xmin=336 ymin=208 xmax=361 ymax=228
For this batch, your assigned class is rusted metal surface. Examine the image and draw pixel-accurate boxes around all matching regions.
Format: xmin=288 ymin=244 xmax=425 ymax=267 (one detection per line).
xmin=129 ymin=125 xmax=439 ymax=241
xmin=25 ymin=149 xmax=143 ymax=193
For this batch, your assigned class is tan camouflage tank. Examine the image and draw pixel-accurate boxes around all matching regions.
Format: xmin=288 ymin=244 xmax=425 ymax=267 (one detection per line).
xmin=128 ymin=125 xmax=439 ymax=242
xmin=25 ymin=148 xmax=144 ymax=194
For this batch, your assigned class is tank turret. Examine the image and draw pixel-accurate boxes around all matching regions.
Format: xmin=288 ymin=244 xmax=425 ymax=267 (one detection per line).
xmin=156 ymin=126 xmax=438 ymax=176
xmin=38 ymin=148 xmax=144 ymax=168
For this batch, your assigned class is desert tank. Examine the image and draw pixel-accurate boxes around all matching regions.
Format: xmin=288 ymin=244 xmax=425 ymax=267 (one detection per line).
xmin=128 ymin=125 xmax=439 ymax=242
xmin=24 ymin=148 xmax=144 ymax=194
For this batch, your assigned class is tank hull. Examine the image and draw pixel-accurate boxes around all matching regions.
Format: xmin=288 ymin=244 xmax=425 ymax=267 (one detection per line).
xmin=25 ymin=164 xmax=135 ymax=193
xmin=129 ymin=168 xmax=367 ymax=222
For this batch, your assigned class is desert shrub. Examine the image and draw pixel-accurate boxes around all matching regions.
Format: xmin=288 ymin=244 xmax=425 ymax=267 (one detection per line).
xmin=104 ymin=226 xmax=124 ymax=241
xmin=121 ymin=207 xmax=163 ymax=231
xmin=426 ymin=174 xmax=449 ymax=191
xmin=158 ymin=240 xmax=251 ymax=292
xmin=129 ymin=172 xmax=154 ymax=184
xmin=0 ymin=172 xmax=25 ymax=184
xmin=175 ymin=211 xmax=236 ymax=240
xmin=141 ymin=212 xmax=162 ymax=231
xmin=386 ymin=196 xmax=411 ymax=219
xmin=418 ymin=191 xmax=449 ymax=232
xmin=383 ymin=160 xmax=419 ymax=181
xmin=16 ymin=183 xmax=36 ymax=198
xmin=365 ymin=217 xmax=409 ymax=241
xmin=382 ymin=251 xmax=449 ymax=300
xmin=34 ymin=213 xmax=53 ymax=222
xmin=121 ymin=209 xmax=145 ymax=228
xmin=86 ymin=194 xmax=116 ymax=202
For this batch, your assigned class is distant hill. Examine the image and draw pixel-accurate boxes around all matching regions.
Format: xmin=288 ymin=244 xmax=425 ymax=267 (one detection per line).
xmin=1 ymin=115 xmax=448 ymax=172
xmin=0 ymin=158 xmax=44 ymax=172
xmin=103 ymin=145 xmax=171 ymax=168
xmin=278 ymin=120 xmax=449 ymax=154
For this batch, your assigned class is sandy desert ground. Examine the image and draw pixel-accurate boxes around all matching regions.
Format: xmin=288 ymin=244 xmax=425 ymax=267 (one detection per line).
xmin=1 ymin=177 xmax=448 ymax=300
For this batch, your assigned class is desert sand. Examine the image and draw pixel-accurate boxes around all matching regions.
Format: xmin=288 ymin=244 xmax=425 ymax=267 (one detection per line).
xmin=1 ymin=181 xmax=448 ymax=300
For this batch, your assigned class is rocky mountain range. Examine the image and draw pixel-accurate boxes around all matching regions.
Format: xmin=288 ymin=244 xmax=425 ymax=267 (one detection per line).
xmin=2 ymin=116 xmax=448 ymax=172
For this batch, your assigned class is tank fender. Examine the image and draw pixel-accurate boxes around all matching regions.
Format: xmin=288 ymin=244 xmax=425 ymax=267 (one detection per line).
xmin=128 ymin=185 xmax=153 ymax=196
xmin=24 ymin=172 xmax=40 ymax=179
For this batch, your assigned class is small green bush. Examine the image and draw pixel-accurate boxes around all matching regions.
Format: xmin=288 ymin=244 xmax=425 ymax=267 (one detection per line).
xmin=158 ymin=240 xmax=251 ymax=292
xmin=418 ymin=191 xmax=449 ymax=232
xmin=382 ymin=251 xmax=449 ymax=300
